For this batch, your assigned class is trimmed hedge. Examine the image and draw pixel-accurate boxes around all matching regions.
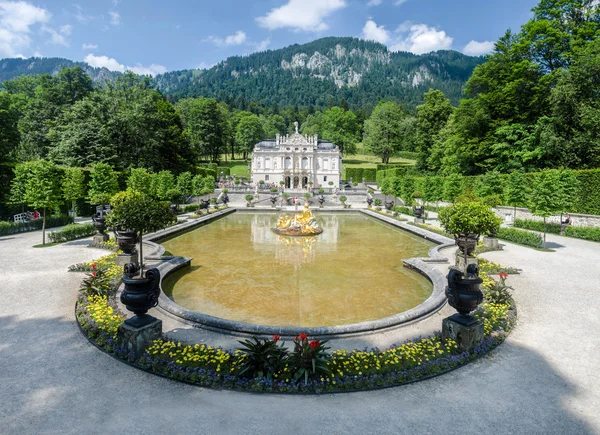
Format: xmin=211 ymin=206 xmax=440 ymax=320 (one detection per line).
xmin=396 ymin=151 xmax=419 ymax=160
xmin=0 ymin=215 xmax=74 ymax=237
xmin=564 ymin=226 xmax=600 ymax=242
xmin=48 ymin=223 xmax=96 ymax=243
xmin=514 ymin=219 xmax=562 ymax=234
xmin=497 ymin=227 xmax=543 ymax=248
xmin=345 ymin=167 xmax=377 ymax=182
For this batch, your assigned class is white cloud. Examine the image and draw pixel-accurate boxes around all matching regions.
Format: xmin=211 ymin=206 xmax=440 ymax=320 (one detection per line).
xmin=390 ymin=23 xmax=453 ymax=54
xmin=361 ymin=19 xmax=389 ymax=44
xmin=225 ymin=30 xmax=246 ymax=46
xmin=207 ymin=30 xmax=248 ymax=47
xmin=254 ymin=38 xmax=271 ymax=51
xmin=108 ymin=11 xmax=120 ymax=25
xmin=42 ymin=25 xmax=69 ymax=47
xmin=33 ymin=50 xmax=41 ymax=57
xmin=463 ymin=40 xmax=494 ymax=56
xmin=73 ymin=5 xmax=91 ymax=23
xmin=84 ymin=53 xmax=167 ymax=77
xmin=394 ymin=0 xmax=408 ymax=5
xmin=128 ymin=63 xmax=167 ymax=76
xmin=367 ymin=0 xmax=382 ymax=6
xmin=0 ymin=0 xmax=51 ymax=57
xmin=59 ymin=24 xmax=72 ymax=35
xmin=256 ymin=0 xmax=346 ymax=32
xmin=84 ymin=53 xmax=124 ymax=71
xmin=82 ymin=42 xmax=97 ymax=50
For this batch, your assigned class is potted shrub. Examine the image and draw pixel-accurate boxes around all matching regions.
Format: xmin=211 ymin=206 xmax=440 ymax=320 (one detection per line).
xmin=281 ymin=192 xmax=290 ymax=205
xmin=380 ymin=179 xmax=394 ymax=210
xmin=106 ymin=190 xmax=175 ymax=274
xmin=438 ymin=200 xmax=501 ymax=256
xmin=374 ymin=198 xmax=382 ymax=207
xmin=221 ymin=188 xmax=229 ymax=205
xmin=245 ymin=194 xmax=254 ymax=207
xmin=339 ymin=195 xmax=347 ymax=207
xmin=303 ymin=192 xmax=311 ymax=204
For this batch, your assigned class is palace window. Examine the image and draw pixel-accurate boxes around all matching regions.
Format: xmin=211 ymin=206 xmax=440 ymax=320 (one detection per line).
xmin=323 ymin=159 xmax=330 ymax=170
xmin=324 ymin=176 xmax=328 ymax=182
xmin=265 ymin=158 xmax=271 ymax=169
xmin=285 ymin=157 xmax=292 ymax=169
xmin=265 ymin=175 xmax=270 ymax=181
xmin=301 ymin=157 xmax=309 ymax=169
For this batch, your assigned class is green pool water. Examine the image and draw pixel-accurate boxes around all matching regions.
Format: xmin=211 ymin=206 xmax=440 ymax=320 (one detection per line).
xmin=161 ymin=213 xmax=434 ymax=327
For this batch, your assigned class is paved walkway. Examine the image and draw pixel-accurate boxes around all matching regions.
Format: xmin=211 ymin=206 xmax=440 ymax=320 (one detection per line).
xmin=1 ymin=227 xmax=599 ymax=434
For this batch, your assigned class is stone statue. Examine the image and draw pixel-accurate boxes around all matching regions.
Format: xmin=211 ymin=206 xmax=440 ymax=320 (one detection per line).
xmin=294 ymin=121 xmax=299 ymax=134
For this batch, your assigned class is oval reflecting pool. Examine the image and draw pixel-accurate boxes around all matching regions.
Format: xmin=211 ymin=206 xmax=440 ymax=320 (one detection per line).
xmin=161 ymin=213 xmax=435 ymax=327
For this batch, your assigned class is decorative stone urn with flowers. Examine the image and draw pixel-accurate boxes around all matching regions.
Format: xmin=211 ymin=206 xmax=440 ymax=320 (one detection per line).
xmin=439 ymin=200 xmax=501 ymax=272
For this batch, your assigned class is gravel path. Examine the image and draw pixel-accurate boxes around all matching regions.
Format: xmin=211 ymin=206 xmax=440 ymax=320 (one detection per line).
xmin=1 ymin=228 xmax=599 ymax=435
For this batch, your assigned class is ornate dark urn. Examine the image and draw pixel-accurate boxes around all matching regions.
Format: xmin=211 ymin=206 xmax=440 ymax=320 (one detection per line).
xmin=221 ymin=194 xmax=229 ymax=205
xmin=445 ymin=264 xmax=483 ymax=325
xmin=455 ymin=233 xmax=479 ymax=256
xmin=120 ymin=264 xmax=161 ymax=327
xmin=413 ymin=206 xmax=424 ymax=219
xmin=200 ymin=199 xmax=210 ymax=210
xmin=92 ymin=214 xmax=107 ymax=235
xmin=170 ymin=204 xmax=178 ymax=214
xmin=318 ymin=195 xmax=325 ymax=208
xmin=366 ymin=197 xmax=373 ymax=208
xmin=115 ymin=229 xmax=138 ymax=255
xmin=384 ymin=201 xmax=394 ymax=211
xmin=270 ymin=195 xmax=278 ymax=207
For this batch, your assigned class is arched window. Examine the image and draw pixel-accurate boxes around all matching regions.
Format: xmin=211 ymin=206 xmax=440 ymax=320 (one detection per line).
xmin=265 ymin=158 xmax=271 ymax=169
xmin=273 ymin=160 xmax=278 ymax=169
xmin=285 ymin=157 xmax=292 ymax=169
xmin=301 ymin=157 xmax=308 ymax=169
xmin=323 ymin=159 xmax=330 ymax=170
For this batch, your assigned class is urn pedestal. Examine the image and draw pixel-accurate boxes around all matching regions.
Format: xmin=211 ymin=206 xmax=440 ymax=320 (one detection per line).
xmin=455 ymin=254 xmax=478 ymax=274
xmin=117 ymin=318 xmax=162 ymax=359
xmin=442 ymin=266 xmax=484 ymax=352
xmin=414 ymin=217 xmax=426 ymax=224
xmin=483 ymin=236 xmax=499 ymax=249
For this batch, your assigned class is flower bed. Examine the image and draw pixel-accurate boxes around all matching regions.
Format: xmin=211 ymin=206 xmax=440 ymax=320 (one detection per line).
xmin=73 ymin=247 xmax=516 ymax=393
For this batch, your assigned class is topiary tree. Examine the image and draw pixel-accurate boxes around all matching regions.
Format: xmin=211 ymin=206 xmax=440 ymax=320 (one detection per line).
xmin=24 ymin=160 xmax=63 ymax=245
xmin=88 ymin=162 xmax=119 ymax=206
xmin=380 ymin=178 xmax=393 ymax=202
xmin=443 ymin=174 xmax=463 ymax=203
xmin=439 ymin=200 xmax=501 ymax=247
xmin=152 ymin=170 xmax=176 ymax=201
xmin=401 ymin=176 xmax=415 ymax=206
xmin=62 ymin=167 xmax=86 ymax=217
xmin=505 ymin=170 xmax=529 ymax=221
xmin=107 ymin=190 xmax=175 ymax=273
xmin=9 ymin=161 xmax=35 ymax=212
xmin=529 ymin=169 xmax=562 ymax=248
xmin=423 ymin=176 xmax=443 ymax=208
xmin=127 ymin=168 xmax=154 ymax=197
xmin=176 ymin=171 xmax=194 ymax=203
xmin=476 ymin=171 xmax=505 ymax=201
xmin=556 ymin=169 xmax=579 ymax=218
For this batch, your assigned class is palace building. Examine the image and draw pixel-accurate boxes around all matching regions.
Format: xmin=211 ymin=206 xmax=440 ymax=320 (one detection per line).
xmin=250 ymin=122 xmax=342 ymax=189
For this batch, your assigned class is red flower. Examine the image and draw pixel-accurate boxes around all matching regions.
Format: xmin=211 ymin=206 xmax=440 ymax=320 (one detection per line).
xmin=309 ymin=340 xmax=320 ymax=349
xmin=91 ymin=272 xmax=96 ymax=277
xmin=299 ymin=333 xmax=308 ymax=341
xmin=273 ymin=334 xmax=281 ymax=342
xmin=499 ymin=272 xmax=508 ymax=280
xmin=91 ymin=263 xmax=96 ymax=269
xmin=293 ymin=336 xmax=298 ymax=342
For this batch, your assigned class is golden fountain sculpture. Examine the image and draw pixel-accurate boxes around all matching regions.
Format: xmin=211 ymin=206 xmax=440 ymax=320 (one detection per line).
xmin=274 ymin=202 xmax=323 ymax=236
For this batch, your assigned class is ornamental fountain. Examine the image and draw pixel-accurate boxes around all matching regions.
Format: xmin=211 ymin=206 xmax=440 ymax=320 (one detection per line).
xmin=273 ymin=202 xmax=323 ymax=236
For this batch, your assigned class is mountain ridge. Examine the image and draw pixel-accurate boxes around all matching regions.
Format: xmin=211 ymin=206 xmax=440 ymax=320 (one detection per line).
xmin=0 ymin=37 xmax=485 ymax=110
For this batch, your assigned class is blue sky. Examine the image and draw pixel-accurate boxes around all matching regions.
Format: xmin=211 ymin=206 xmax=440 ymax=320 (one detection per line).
xmin=0 ymin=0 xmax=539 ymax=75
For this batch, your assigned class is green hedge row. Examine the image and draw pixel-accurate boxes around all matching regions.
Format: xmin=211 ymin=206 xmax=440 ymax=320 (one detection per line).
xmin=48 ymin=223 xmax=96 ymax=243
xmin=0 ymin=215 xmax=74 ymax=237
xmin=396 ymin=151 xmax=419 ymax=160
xmin=514 ymin=219 xmax=562 ymax=234
xmin=497 ymin=227 xmax=543 ymax=248
xmin=195 ymin=167 xmax=217 ymax=180
xmin=564 ymin=226 xmax=600 ymax=242
xmin=345 ymin=168 xmax=377 ymax=182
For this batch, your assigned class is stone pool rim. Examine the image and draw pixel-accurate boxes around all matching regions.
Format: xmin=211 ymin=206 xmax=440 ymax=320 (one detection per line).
xmin=145 ymin=208 xmax=455 ymax=338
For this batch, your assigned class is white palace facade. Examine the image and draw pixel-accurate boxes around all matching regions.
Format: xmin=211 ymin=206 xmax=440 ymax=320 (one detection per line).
xmin=250 ymin=124 xmax=342 ymax=189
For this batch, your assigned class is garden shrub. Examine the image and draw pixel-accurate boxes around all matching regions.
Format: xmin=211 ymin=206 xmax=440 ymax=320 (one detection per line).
xmin=564 ymin=226 xmax=600 ymax=242
xmin=514 ymin=219 xmax=561 ymax=234
xmin=48 ymin=223 xmax=96 ymax=243
xmin=0 ymin=215 xmax=74 ymax=236
xmin=497 ymin=227 xmax=543 ymax=248
xmin=345 ymin=168 xmax=377 ymax=182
